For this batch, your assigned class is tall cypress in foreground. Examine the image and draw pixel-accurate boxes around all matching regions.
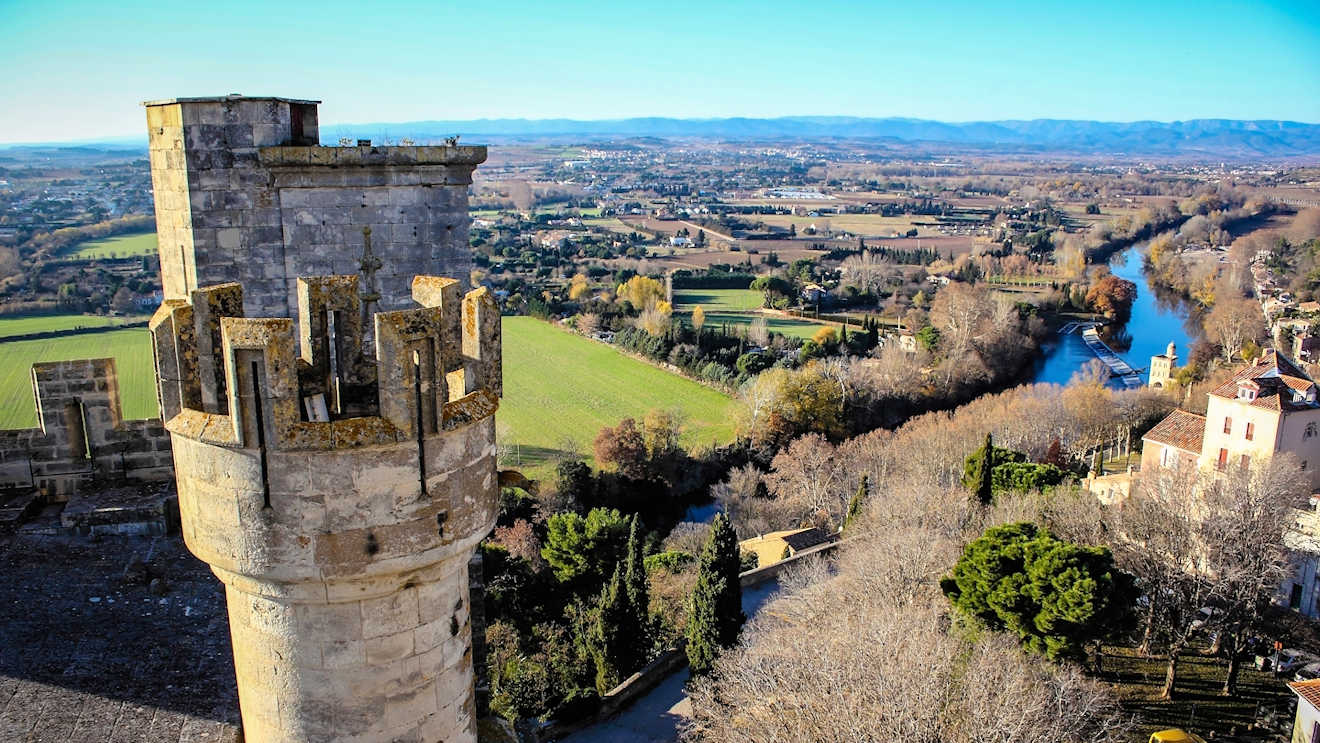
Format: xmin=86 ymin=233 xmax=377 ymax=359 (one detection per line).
xmin=686 ymin=513 xmax=745 ymax=676
xmin=843 ymin=475 xmax=869 ymax=532
xmin=590 ymin=564 xmax=628 ymax=694
xmin=622 ymin=516 xmax=651 ymax=671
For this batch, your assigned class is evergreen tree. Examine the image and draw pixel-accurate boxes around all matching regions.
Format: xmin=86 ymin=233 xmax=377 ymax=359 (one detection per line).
xmin=589 ymin=564 xmax=628 ymax=694
xmin=686 ymin=513 xmax=745 ymax=676
xmin=622 ymin=516 xmax=651 ymax=670
xmin=975 ymin=433 xmax=995 ymax=505
xmin=941 ymin=522 xmax=1137 ymax=662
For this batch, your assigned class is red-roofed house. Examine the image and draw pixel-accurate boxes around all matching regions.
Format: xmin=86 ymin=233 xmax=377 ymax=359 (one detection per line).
xmin=1141 ymin=349 xmax=1320 ymax=619
xmin=1289 ymin=678 xmax=1320 ymax=742
xmin=1142 ymin=349 xmax=1320 ymax=488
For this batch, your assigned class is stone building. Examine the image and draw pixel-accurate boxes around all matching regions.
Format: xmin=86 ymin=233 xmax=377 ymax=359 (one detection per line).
xmin=151 ymin=273 xmax=501 ymax=742
xmin=1148 ymin=341 xmax=1180 ymax=388
xmin=0 ymin=358 xmax=174 ymax=496
xmin=145 ymin=95 xmax=486 ymax=319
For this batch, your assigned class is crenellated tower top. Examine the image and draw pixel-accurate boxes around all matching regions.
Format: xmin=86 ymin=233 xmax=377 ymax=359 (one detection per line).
xmin=150 ymin=273 xmax=501 ymax=453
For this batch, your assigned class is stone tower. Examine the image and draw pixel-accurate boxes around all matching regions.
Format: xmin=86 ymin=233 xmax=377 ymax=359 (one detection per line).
xmin=1149 ymin=341 xmax=1179 ymax=388
xmin=144 ymin=95 xmax=486 ymax=319
xmin=149 ymin=273 xmax=501 ymax=742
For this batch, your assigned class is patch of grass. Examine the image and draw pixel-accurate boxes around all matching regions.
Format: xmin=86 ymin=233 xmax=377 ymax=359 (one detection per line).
xmin=61 ymin=231 xmax=158 ymax=260
xmin=581 ymin=217 xmax=637 ymax=235
xmin=0 ymin=328 xmax=157 ymax=429
xmin=0 ymin=313 xmax=148 ymax=339
xmin=1100 ymin=643 xmax=1294 ymax=742
xmin=499 ymin=317 xmax=738 ymax=477
xmin=672 ymin=289 xmax=830 ymax=340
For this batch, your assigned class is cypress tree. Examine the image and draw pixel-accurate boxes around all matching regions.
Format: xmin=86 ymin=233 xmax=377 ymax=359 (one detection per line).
xmin=622 ymin=516 xmax=651 ymax=670
xmin=686 ymin=513 xmax=745 ymax=676
xmin=843 ymin=475 xmax=868 ymax=531
xmin=590 ymin=563 xmax=628 ymax=694
xmin=976 ymin=432 xmax=995 ymax=506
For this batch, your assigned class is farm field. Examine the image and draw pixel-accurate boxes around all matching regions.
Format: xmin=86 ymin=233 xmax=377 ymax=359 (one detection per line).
xmin=0 ymin=328 xmax=157 ymax=429
xmin=755 ymin=213 xmax=935 ymax=237
xmin=581 ymin=217 xmax=637 ymax=235
xmin=649 ymin=243 xmax=828 ymax=270
xmin=499 ymin=317 xmax=738 ymax=475
xmin=61 ymin=231 xmax=158 ymax=260
xmin=0 ymin=313 xmax=148 ymax=339
xmin=672 ymin=288 xmax=830 ymax=340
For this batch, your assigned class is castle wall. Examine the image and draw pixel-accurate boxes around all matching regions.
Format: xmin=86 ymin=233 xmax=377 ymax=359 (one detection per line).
xmin=0 ymin=359 xmax=172 ymax=497
xmin=145 ymin=97 xmax=486 ymax=319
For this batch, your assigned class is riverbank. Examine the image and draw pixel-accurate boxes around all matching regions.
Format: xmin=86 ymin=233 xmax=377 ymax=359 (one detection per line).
xmin=1032 ymin=244 xmax=1202 ymax=388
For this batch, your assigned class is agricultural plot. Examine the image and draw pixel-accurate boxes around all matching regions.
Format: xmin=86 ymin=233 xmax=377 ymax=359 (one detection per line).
xmin=755 ymin=213 xmax=932 ymax=237
xmin=498 ymin=317 xmax=737 ymax=474
xmin=0 ymin=313 xmax=147 ymax=339
xmin=61 ymin=231 xmax=158 ymax=260
xmin=672 ymin=288 xmax=830 ymax=340
xmin=0 ymin=328 xmax=157 ymax=429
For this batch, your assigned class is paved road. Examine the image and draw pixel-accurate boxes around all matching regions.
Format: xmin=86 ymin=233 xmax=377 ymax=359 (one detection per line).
xmin=562 ymin=578 xmax=781 ymax=743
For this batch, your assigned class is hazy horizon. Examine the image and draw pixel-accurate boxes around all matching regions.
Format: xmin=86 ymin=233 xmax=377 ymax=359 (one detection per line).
xmin=2 ymin=0 xmax=1317 ymax=144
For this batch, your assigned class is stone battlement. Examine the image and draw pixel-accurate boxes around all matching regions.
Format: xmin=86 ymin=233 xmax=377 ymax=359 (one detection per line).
xmin=150 ymin=274 xmax=501 ymax=453
xmin=0 ymin=358 xmax=173 ymax=496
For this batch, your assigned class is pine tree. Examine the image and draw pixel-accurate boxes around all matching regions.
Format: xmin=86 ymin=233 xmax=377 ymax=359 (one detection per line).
xmin=622 ymin=516 xmax=651 ymax=670
xmin=686 ymin=513 xmax=745 ymax=676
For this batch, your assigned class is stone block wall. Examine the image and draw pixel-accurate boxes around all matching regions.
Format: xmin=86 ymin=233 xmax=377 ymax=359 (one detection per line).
xmin=145 ymin=96 xmax=487 ymax=321
xmin=155 ymin=274 xmax=501 ymax=743
xmin=0 ymin=359 xmax=173 ymax=497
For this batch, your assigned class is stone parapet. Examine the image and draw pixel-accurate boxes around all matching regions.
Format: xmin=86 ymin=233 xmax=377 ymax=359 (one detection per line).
xmin=0 ymin=358 xmax=173 ymax=496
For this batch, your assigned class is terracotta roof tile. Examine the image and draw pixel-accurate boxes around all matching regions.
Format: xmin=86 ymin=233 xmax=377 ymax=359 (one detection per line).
xmin=1291 ymin=679 xmax=1320 ymax=709
xmin=1143 ymin=409 xmax=1206 ymax=453
xmin=1208 ymin=349 xmax=1317 ymax=412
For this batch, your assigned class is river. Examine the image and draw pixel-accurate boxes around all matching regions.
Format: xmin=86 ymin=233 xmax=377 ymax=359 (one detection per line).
xmin=1031 ymin=245 xmax=1203 ymax=388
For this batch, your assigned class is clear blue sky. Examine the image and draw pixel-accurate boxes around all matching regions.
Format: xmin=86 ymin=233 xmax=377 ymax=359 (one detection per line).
xmin=2 ymin=0 xmax=1318 ymax=143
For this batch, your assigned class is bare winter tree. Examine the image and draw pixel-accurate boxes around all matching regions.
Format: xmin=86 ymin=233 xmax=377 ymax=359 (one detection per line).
xmin=929 ymin=282 xmax=992 ymax=357
xmin=1204 ymin=295 xmax=1265 ymax=363
xmin=763 ymin=433 xmax=845 ymax=527
xmin=747 ymin=317 xmax=770 ymax=347
xmin=1202 ymin=455 xmax=1310 ymax=695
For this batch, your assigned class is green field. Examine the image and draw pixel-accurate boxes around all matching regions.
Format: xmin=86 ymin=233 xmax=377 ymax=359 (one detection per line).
xmin=62 ymin=231 xmax=158 ymax=260
xmin=0 ymin=328 xmax=157 ymax=429
xmin=0 ymin=314 xmax=148 ymax=339
xmin=499 ymin=317 xmax=737 ymax=474
xmin=672 ymin=288 xmax=830 ymax=340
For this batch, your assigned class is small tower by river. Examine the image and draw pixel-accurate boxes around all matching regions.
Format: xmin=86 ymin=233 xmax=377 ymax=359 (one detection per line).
xmin=1149 ymin=341 xmax=1179 ymax=388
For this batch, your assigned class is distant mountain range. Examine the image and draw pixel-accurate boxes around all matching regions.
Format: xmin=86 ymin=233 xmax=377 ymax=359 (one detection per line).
xmin=322 ymin=116 xmax=1320 ymax=159
xmin=6 ymin=117 xmax=1318 ymax=160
